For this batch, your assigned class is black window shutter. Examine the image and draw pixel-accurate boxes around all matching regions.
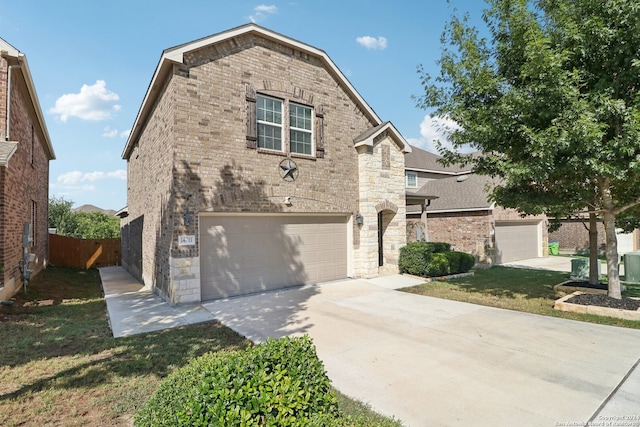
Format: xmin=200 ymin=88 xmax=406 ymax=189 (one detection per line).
xmin=315 ymin=104 xmax=324 ymax=158
xmin=246 ymin=84 xmax=257 ymax=149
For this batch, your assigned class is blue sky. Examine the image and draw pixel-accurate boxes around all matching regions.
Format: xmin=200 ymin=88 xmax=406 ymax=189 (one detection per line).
xmin=1 ymin=0 xmax=486 ymax=210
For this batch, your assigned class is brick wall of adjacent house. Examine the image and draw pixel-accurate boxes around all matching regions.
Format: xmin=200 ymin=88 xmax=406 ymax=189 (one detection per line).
xmin=408 ymin=207 xmax=547 ymax=263
xmin=0 ymin=58 xmax=50 ymax=300
xmin=125 ymin=33 xmax=402 ymax=303
xmin=548 ymin=220 xmax=605 ymax=254
xmin=420 ymin=210 xmax=494 ymax=261
xmin=549 ymin=220 xmax=639 ymax=255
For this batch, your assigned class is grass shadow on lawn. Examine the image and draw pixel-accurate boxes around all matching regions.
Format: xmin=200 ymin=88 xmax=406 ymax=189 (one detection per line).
xmin=0 ymin=266 xmax=400 ymax=427
xmin=0 ymin=267 xmax=249 ymax=426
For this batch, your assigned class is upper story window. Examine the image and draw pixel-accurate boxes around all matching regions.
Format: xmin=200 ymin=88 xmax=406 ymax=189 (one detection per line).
xmin=406 ymin=172 xmax=418 ymax=188
xmin=289 ymin=103 xmax=313 ymax=155
xmin=254 ymin=94 xmax=315 ymax=156
xmin=257 ymin=95 xmax=283 ymax=151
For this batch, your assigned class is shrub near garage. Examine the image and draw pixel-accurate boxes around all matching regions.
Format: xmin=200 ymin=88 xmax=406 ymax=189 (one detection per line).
xmin=134 ymin=335 xmax=339 ymax=427
xmin=399 ymin=241 xmax=475 ymax=278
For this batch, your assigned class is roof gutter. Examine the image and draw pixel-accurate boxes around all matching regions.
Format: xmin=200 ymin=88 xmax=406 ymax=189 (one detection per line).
xmin=426 ymin=202 xmax=496 ymax=214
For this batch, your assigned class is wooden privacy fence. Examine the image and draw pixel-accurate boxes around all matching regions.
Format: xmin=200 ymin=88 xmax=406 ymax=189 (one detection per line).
xmin=49 ymin=234 xmax=121 ymax=269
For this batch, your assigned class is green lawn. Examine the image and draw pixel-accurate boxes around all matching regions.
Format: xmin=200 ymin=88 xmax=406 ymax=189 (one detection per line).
xmin=402 ymin=266 xmax=640 ymax=329
xmin=0 ymin=267 xmax=400 ymax=427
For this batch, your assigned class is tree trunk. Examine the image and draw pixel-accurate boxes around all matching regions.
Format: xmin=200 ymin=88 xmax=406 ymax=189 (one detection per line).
xmin=600 ymin=180 xmax=622 ymax=299
xmin=588 ymin=208 xmax=599 ymax=286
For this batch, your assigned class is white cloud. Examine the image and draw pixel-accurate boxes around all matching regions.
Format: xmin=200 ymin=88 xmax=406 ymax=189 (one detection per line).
xmin=102 ymin=127 xmax=119 ymax=138
xmin=356 ymin=36 xmax=388 ymax=50
xmin=107 ymin=170 xmax=127 ymax=180
xmin=57 ymin=171 xmax=84 ymax=185
xmin=57 ymin=170 xmax=126 ymax=185
xmin=249 ymin=4 xmax=277 ymax=23
xmin=102 ymin=126 xmax=130 ymax=139
xmin=49 ymin=80 xmax=121 ymax=122
xmin=409 ymin=115 xmax=475 ymax=154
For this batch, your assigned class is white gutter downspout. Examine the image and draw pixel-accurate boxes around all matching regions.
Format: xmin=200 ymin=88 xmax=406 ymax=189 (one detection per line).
xmin=6 ymin=58 xmax=23 ymax=141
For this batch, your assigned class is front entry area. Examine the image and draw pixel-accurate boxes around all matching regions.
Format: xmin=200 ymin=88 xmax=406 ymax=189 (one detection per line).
xmin=199 ymin=214 xmax=348 ymax=301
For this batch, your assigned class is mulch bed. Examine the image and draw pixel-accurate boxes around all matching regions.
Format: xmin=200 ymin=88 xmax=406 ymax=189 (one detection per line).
xmin=561 ymin=281 xmax=608 ymax=291
xmin=566 ymin=293 xmax=640 ymax=311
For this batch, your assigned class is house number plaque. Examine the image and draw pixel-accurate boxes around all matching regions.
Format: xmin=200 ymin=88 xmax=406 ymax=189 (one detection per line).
xmin=178 ymin=235 xmax=196 ymax=246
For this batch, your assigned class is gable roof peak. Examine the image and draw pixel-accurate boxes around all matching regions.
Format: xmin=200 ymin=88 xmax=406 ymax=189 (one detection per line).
xmin=123 ymin=24 xmax=382 ymax=159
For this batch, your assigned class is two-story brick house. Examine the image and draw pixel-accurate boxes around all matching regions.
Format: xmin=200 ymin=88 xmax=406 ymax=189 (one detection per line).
xmin=120 ymin=24 xmax=411 ymax=304
xmin=0 ymin=38 xmax=55 ymax=301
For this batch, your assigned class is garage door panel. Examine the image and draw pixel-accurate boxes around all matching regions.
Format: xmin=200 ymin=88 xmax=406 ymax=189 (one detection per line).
xmin=200 ymin=215 xmax=348 ymax=301
xmin=495 ymin=222 xmax=540 ymax=264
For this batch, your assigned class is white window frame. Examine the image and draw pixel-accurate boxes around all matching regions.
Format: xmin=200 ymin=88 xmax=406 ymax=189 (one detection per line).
xmin=289 ymin=102 xmax=314 ymax=156
xmin=406 ymin=172 xmax=418 ymax=188
xmin=257 ymin=95 xmax=283 ymax=152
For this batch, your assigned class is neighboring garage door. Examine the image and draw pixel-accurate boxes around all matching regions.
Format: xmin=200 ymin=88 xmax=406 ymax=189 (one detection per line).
xmin=494 ymin=221 xmax=541 ymax=264
xmin=200 ymin=215 xmax=348 ymax=301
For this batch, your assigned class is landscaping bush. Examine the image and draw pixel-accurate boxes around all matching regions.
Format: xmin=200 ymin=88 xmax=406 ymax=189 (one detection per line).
xmin=134 ymin=335 xmax=339 ymax=427
xmin=398 ymin=242 xmax=432 ymax=276
xmin=424 ymin=242 xmax=451 ymax=252
xmin=426 ymin=252 xmax=450 ymax=276
xmin=399 ymin=242 xmax=475 ymax=278
xmin=457 ymin=251 xmax=476 ymax=272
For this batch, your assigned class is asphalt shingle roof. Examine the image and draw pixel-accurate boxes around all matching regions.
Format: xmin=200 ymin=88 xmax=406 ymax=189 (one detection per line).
xmin=404 ymin=145 xmax=470 ymax=174
xmin=0 ymin=141 xmax=18 ymax=166
xmin=424 ymin=173 xmax=495 ymax=212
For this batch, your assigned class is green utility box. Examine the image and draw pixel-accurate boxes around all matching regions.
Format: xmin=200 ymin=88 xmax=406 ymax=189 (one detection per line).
xmin=623 ymin=251 xmax=640 ymax=283
xmin=571 ymin=258 xmax=600 ymax=279
xmin=548 ymin=241 xmax=560 ymax=255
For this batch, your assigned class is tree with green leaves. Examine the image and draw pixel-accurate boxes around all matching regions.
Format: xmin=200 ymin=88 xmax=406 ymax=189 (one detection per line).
xmin=71 ymin=211 xmax=120 ymax=239
xmin=417 ymin=0 xmax=640 ymax=298
xmin=48 ymin=197 xmax=120 ymax=239
xmin=48 ymin=196 xmax=74 ymax=230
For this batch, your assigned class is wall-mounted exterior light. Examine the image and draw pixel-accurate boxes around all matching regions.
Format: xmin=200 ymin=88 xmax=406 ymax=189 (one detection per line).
xmin=183 ymin=211 xmax=193 ymax=226
xmin=355 ymin=213 xmax=364 ymax=225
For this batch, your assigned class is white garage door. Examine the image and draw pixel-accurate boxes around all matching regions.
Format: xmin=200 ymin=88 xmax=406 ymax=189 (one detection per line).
xmin=494 ymin=221 xmax=541 ymax=264
xmin=200 ymin=215 xmax=348 ymax=301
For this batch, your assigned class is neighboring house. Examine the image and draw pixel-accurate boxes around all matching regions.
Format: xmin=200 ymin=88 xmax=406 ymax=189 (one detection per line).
xmin=120 ymin=24 xmax=410 ymax=304
xmin=405 ymin=145 xmax=547 ymax=264
xmin=0 ymin=38 xmax=55 ymax=300
xmin=548 ymin=218 xmax=638 ymax=256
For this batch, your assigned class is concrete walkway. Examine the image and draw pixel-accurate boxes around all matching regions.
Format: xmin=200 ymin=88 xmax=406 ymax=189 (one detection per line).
xmin=99 ymin=263 xmax=640 ymax=426
xmin=100 ymin=266 xmax=216 ymax=337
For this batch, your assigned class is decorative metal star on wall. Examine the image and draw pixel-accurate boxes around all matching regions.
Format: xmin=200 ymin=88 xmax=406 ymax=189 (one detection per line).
xmin=279 ymin=158 xmax=299 ymax=181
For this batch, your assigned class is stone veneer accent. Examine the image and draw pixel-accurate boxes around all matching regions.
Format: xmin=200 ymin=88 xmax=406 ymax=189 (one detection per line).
xmin=123 ymin=29 xmax=407 ymax=304
xmin=355 ymin=135 xmax=407 ymax=278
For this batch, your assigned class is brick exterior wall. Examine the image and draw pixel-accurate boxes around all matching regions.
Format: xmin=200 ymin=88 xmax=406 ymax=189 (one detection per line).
xmin=408 ymin=207 xmax=548 ymax=264
xmin=421 ymin=210 xmax=494 ymax=262
xmin=121 ymin=74 xmax=175 ymax=297
xmin=548 ymin=220 xmax=639 ymax=255
xmin=0 ymin=56 xmax=51 ymax=301
xmin=124 ymin=30 xmax=407 ymax=303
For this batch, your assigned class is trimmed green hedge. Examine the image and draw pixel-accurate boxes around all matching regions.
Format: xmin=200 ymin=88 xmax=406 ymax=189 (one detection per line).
xmin=399 ymin=242 xmax=475 ymax=278
xmin=134 ymin=336 xmax=339 ymax=427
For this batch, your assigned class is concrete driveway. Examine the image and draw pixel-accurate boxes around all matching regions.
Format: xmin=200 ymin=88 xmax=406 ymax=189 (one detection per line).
xmin=202 ymin=275 xmax=640 ymax=427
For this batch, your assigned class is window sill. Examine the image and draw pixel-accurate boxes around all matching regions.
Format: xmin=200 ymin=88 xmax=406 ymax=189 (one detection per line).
xmin=290 ymin=152 xmax=317 ymax=161
xmin=256 ymin=148 xmax=317 ymax=161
